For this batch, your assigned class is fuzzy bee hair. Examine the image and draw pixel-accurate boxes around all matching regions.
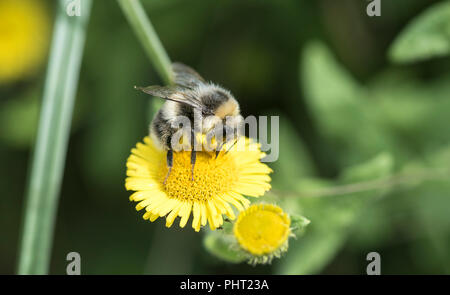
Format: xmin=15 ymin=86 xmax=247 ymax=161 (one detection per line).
xmin=137 ymin=63 xmax=243 ymax=152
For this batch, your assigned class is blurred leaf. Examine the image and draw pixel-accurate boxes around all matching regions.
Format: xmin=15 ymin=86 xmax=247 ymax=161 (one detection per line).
xmin=340 ymin=153 xmax=393 ymax=183
xmin=389 ymin=1 xmax=450 ymax=63
xmin=301 ymin=42 xmax=395 ymax=167
xmin=370 ymin=70 xmax=450 ymax=153
xmin=369 ymin=70 xmax=434 ymax=132
xmin=302 ymin=41 xmax=363 ymax=132
xmin=346 ymin=200 xmax=394 ymax=251
xmin=0 ymin=92 xmax=39 ymax=148
xmin=295 ymin=177 xmax=334 ymax=193
xmin=400 ymin=145 xmax=450 ymax=273
xmin=203 ymin=232 xmax=245 ymax=264
xmin=276 ymin=153 xmax=394 ymax=274
xmin=427 ymin=144 xmax=450 ymax=167
xmin=343 ymin=144 xmax=450 ymax=273
xmin=270 ymin=114 xmax=316 ymax=189
xmin=0 ymin=87 xmax=89 ymax=149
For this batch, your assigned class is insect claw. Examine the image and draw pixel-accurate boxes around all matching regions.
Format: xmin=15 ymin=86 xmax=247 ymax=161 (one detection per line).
xmin=163 ymin=167 xmax=172 ymax=185
xmin=215 ymin=141 xmax=226 ymax=159
xmin=225 ymin=138 xmax=238 ymax=154
xmin=190 ymin=149 xmax=196 ymax=182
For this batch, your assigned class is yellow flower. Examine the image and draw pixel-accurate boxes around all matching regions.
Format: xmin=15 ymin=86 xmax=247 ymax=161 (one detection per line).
xmin=233 ymin=203 xmax=291 ymax=264
xmin=0 ymin=0 xmax=50 ymax=83
xmin=125 ymin=137 xmax=272 ymax=232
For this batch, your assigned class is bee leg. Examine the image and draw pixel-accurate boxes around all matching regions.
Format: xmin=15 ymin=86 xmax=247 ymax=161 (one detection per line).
xmin=215 ymin=142 xmax=225 ymax=159
xmin=191 ymin=150 xmax=196 ymax=181
xmin=190 ymin=130 xmax=197 ymax=181
xmin=217 ymin=125 xmax=232 ymax=158
xmin=225 ymin=138 xmax=238 ymax=154
xmin=163 ymin=149 xmax=173 ymax=185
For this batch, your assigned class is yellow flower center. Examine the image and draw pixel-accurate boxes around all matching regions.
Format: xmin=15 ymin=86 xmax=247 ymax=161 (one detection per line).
xmin=234 ymin=204 xmax=291 ymax=256
xmin=159 ymin=151 xmax=238 ymax=202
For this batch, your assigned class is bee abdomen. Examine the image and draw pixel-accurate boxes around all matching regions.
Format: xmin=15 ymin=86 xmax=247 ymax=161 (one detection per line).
xmin=150 ymin=109 xmax=173 ymax=150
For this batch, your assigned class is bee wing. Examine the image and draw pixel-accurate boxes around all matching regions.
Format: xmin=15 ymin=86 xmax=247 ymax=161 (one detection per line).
xmin=135 ymin=85 xmax=204 ymax=110
xmin=172 ymin=62 xmax=206 ymax=89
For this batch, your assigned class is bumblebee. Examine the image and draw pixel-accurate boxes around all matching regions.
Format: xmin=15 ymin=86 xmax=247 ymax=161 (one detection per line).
xmin=136 ymin=63 xmax=243 ymax=183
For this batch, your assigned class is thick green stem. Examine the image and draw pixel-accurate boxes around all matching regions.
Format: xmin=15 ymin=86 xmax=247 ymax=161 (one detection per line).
xmin=117 ymin=0 xmax=173 ymax=85
xmin=17 ymin=0 xmax=92 ymax=275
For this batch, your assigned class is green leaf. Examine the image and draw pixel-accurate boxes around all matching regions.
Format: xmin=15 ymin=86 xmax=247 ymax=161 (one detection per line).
xmin=389 ymin=1 xmax=450 ymax=63
xmin=0 ymin=92 xmax=39 ymax=149
xmin=302 ymin=41 xmax=363 ymax=134
xmin=369 ymin=70 xmax=435 ymax=133
xmin=398 ymin=146 xmax=450 ymax=273
xmin=301 ymin=42 xmax=395 ymax=167
xmin=369 ymin=70 xmax=450 ymax=155
xmin=276 ymin=153 xmax=394 ymax=274
xmin=0 ymin=86 xmax=88 ymax=149
xmin=340 ymin=153 xmax=393 ymax=183
xmin=269 ymin=114 xmax=316 ymax=189
xmin=203 ymin=233 xmax=245 ymax=264
xmin=290 ymin=214 xmax=311 ymax=236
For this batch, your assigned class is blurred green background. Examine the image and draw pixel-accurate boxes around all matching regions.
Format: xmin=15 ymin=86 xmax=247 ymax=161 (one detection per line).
xmin=1 ymin=0 xmax=450 ymax=274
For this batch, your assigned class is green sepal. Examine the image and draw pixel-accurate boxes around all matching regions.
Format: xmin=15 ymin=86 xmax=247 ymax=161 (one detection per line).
xmin=203 ymin=232 xmax=246 ymax=264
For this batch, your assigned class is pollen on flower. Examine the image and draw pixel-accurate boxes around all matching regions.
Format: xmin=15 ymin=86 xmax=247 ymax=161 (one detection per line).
xmin=233 ymin=204 xmax=291 ymax=262
xmin=125 ymin=137 xmax=272 ymax=232
xmin=160 ymin=152 xmax=239 ymax=202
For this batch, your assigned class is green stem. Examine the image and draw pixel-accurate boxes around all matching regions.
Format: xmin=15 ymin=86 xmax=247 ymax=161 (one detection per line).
xmin=271 ymin=168 xmax=450 ymax=198
xmin=17 ymin=0 xmax=92 ymax=275
xmin=117 ymin=0 xmax=173 ymax=85
xmin=118 ymin=1 xmax=184 ymax=274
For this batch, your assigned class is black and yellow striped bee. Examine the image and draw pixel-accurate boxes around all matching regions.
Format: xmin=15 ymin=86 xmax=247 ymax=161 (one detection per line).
xmin=136 ymin=63 xmax=243 ymax=183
